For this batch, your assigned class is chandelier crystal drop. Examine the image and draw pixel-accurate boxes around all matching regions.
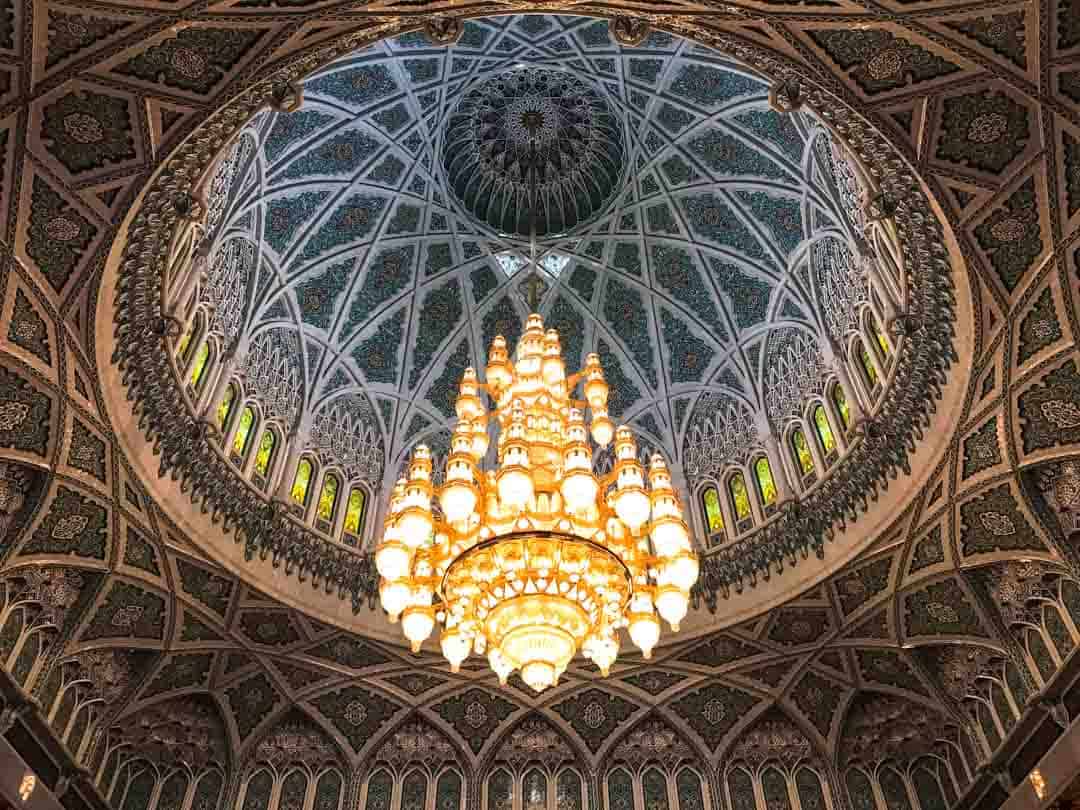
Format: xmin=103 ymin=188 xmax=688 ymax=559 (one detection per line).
xmin=376 ymin=313 xmax=698 ymax=692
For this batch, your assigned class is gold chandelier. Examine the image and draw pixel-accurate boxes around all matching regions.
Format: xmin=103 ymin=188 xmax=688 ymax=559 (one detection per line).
xmin=375 ymin=311 xmax=698 ymax=692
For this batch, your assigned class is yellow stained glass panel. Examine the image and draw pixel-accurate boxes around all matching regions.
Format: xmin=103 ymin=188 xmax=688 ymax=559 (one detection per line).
xmin=859 ymin=343 xmax=878 ymax=386
xmin=792 ymin=429 xmax=814 ymax=474
xmin=291 ymin=459 xmax=312 ymax=505
xmin=344 ymin=489 xmax=366 ymax=535
xmin=254 ymin=430 xmax=276 ymax=476
xmin=730 ymin=474 xmax=751 ymax=520
xmin=702 ymin=487 xmax=724 ymax=533
xmin=814 ymin=405 xmax=836 ymax=454
xmin=217 ymin=385 xmax=236 ymax=430
xmin=833 ymin=386 xmax=850 ymax=429
xmin=317 ymin=475 xmax=339 ymax=522
xmin=876 ymin=329 xmax=890 ymax=358
xmin=232 ymin=407 xmax=254 ymax=457
xmin=755 ymin=457 xmax=777 ymax=505
xmin=189 ymin=343 xmax=210 ymax=389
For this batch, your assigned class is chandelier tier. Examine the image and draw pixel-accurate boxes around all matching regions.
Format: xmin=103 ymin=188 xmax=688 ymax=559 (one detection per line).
xmin=375 ymin=312 xmax=698 ymax=692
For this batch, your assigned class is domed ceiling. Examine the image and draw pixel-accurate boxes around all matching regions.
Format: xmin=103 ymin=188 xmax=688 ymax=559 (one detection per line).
xmin=203 ymin=14 xmax=876 ymax=519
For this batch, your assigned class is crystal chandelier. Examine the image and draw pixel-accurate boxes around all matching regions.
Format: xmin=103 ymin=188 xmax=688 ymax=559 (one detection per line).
xmin=375 ymin=309 xmax=698 ymax=692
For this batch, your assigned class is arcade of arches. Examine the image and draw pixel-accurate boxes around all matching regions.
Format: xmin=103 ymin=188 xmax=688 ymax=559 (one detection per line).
xmin=0 ymin=3 xmax=1079 ymax=810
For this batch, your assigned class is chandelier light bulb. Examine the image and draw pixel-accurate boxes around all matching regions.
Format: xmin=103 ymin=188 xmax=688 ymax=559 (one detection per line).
xmin=377 ymin=310 xmax=697 ymax=688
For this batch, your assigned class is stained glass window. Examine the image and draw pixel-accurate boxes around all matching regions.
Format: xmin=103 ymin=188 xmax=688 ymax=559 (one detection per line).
xmin=233 ymin=407 xmax=255 ymax=458
xmin=607 ymin=770 xmax=634 ymax=810
xmin=792 ymin=429 xmax=815 ymax=475
xmin=292 ymin=459 xmax=313 ymax=506
xmin=858 ymin=341 xmax=878 ymax=387
xmin=365 ymin=770 xmax=393 ymax=810
xmin=177 ymin=317 xmax=197 ymax=363
xmin=489 ymin=770 xmax=513 ymax=810
xmin=754 ymin=457 xmax=777 ymax=506
xmin=702 ymin=487 xmax=724 ymax=534
xmin=403 ymin=771 xmax=428 ymax=810
xmin=832 ymin=385 xmax=850 ymax=429
xmin=217 ymin=384 xmax=236 ymax=430
xmin=557 ymin=771 xmax=583 ymax=810
xmin=675 ymin=770 xmax=704 ymax=810
xmin=344 ymin=488 xmax=366 ymax=536
xmin=120 ymin=769 xmax=157 ymax=810
xmin=845 ymin=769 xmax=876 ymax=810
xmin=254 ymin=430 xmax=276 ymax=477
xmin=191 ymin=771 xmax=223 ymax=810
xmin=318 ymin=473 xmax=340 ymax=522
xmin=813 ymin=405 xmax=836 ymax=455
xmin=524 ymin=769 xmax=547 ymax=810
xmin=643 ymin=769 xmax=669 ymax=810
xmin=315 ymin=771 xmax=343 ymax=810
xmin=436 ymin=770 xmax=463 ymax=810
xmin=762 ymin=770 xmax=791 ymax=810
xmin=157 ymin=771 xmax=189 ymax=810
xmin=190 ymin=342 xmax=210 ymax=390
xmin=729 ymin=473 xmax=752 ymax=521
xmin=876 ymin=328 xmax=890 ymax=358
xmin=280 ymin=771 xmax=309 ymax=810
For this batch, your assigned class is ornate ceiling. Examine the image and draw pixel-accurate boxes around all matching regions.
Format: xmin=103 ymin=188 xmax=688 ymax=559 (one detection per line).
xmin=0 ymin=1 xmax=1077 ymax=810
xmin=193 ymin=16 xmax=897 ymax=503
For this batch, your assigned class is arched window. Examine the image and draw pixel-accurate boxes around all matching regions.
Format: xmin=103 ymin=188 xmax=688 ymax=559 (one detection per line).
xmin=177 ymin=317 xmax=197 ymax=364
xmin=557 ymin=770 xmax=584 ymax=810
xmin=343 ymin=488 xmax=367 ymax=545
xmin=845 ymin=769 xmax=875 ymax=810
xmin=729 ymin=472 xmax=753 ymax=531
xmin=607 ymin=770 xmax=634 ymax=810
xmin=762 ymin=769 xmax=790 ymax=810
xmin=832 ymin=384 xmax=850 ymax=430
xmin=675 ymin=769 xmax=705 ymax=810
xmin=217 ymin=383 xmax=237 ymax=431
xmin=252 ymin=429 xmax=277 ymax=488
xmin=365 ymin=770 xmax=393 ymax=810
xmin=726 ymin=769 xmax=755 ymax=810
xmin=813 ymin=405 xmax=836 ymax=459
xmin=402 ymin=770 xmax=429 ymax=810
xmin=754 ymin=457 xmax=777 ymax=513
xmin=870 ymin=312 xmax=890 ymax=360
xmin=524 ymin=769 xmax=547 ymax=810
xmin=436 ymin=770 xmax=463 ymax=810
xmin=291 ymin=459 xmax=314 ymax=510
xmin=701 ymin=486 xmax=724 ymax=540
xmin=643 ymin=769 xmax=669 ymax=810
xmin=189 ymin=341 xmax=211 ymax=391
xmin=878 ymin=767 xmax=913 ymax=810
xmin=316 ymin=473 xmax=341 ymax=532
xmin=795 ymin=769 xmax=827 ymax=810
xmin=191 ymin=771 xmax=224 ymax=810
xmin=281 ymin=770 xmax=309 ymax=810
xmin=231 ymin=406 xmax=255 ymax=463
xmin=242 ymin=770 xmax=273 ymax=810
xmin=911 ymin=763 xmax=948 ymax=810
xmin=791 ymin=428 xmax=815 ymax=482
xmin=316 ymin=770 xmax=344 ymax=810
xmin=119 ymin=765 xmax=156 ymax=810
xmin=488 ymin=769 xmax=513 ymax=810
xmin=857 ymin=340 xmax=878 ymax=388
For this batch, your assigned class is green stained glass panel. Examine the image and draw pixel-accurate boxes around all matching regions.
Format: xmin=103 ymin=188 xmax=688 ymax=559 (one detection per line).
xmin=762 ymin=770 xmax=791 ymax=810
xmin=344 ymin=489 xmax=366 ymax=534
xmin=755 ymin=457 xmax=777 ymax=505
xmin=730 ymin=473 xmax=751 ymax=520
xmin=643 ymin=769 xmax=669 ymax=810
xmin=254 ymin=430 xmax=276 ymax=476
xmin=318 ymin=475 xmax=339 ymax=522
xmin=402 ymin=771 xmax=428 ymax=810
xmin=233 ymin=407 xmax=254 ymax=457
xmin=217 ymin=385 xmax=236 ymax=429
xmin=793 ymin=429 xmax=815 ymax=474
xmin=833 ymin=385 xmax=850 ymax=428
xmin=814 ymin=406 xmax=835 ymax=454
xmin=703 ymin=487 xmax=724 ymax=532
xmin=524 ymin=770 xmax=547 ymax=810
xmin=489 ymin=770 xmax=512 ymax=810
xmin=292 ymin=460 xmax=312 ymax=505
xmin=436 ymin=771 xmax=463 ymax=810
xmin=557 ymin=771 xmax=583 ymax=810
xmin=608 ymin=771 xmax=633 ymax=810
xmin=366 ymin=771 xmax=393 ymax=810
xmin=190 ymin=342 xmax=210 ymax=389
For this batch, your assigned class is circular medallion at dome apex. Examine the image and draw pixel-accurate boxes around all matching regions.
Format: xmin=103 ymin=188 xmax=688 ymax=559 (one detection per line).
xmin=442 ymin=66 xmax=624 ymax=236
xmin=107 ymin=13 xmax=960 ymax=629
